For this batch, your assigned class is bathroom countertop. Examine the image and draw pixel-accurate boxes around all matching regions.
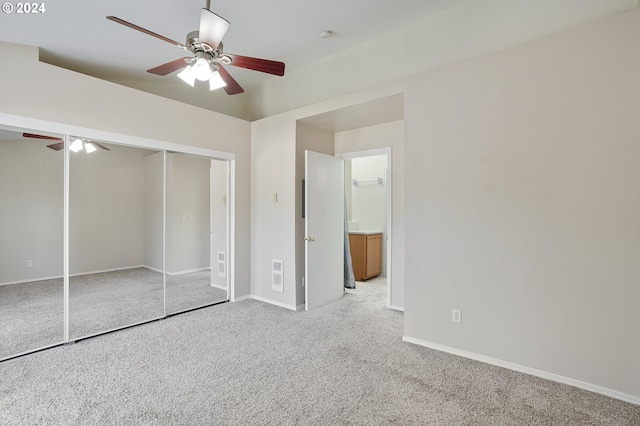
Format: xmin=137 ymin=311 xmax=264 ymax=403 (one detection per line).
xmin=348 ymin=230 xmax=383 ymax=235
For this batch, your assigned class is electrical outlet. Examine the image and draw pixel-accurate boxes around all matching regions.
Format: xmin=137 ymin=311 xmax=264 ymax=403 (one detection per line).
xmin=452 ymin=309 xmax=461 ymax=324
xmin=26 ymin=260 xmax=33 ymax=268
xmin=272 ymin=192 xmax=278 ymax=203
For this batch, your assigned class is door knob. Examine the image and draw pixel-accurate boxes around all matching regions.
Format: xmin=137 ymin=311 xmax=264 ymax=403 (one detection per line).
xmin=305 ymin=236 xmax=316 ymax=242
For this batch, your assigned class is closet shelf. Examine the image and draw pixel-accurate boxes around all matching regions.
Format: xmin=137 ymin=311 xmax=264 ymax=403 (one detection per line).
xmin=352 ymin=177 xmax=383 ymax=186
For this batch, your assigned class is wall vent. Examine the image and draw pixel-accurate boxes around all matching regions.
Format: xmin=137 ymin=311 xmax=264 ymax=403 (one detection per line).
xmin=217 ymin=252 xmax=226 ymax=278
xmin=272 ymin=259 xmax=284 ymax=292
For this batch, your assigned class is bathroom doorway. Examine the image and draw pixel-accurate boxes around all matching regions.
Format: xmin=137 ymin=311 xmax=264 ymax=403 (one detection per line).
xmin=338 ymin=148 xmax=392 ymax=307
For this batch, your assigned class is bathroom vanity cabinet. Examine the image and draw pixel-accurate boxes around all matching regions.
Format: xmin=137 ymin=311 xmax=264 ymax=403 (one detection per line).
xmin=348 ymin=231 xmax=382 ymax=281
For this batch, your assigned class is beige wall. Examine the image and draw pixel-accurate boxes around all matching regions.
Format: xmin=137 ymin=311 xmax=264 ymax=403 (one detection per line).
xmin=250 ymin=116 xmax=297 ymax=307
xmin=0 ymin=139 xmax=63 ymax=283
xmin=403 ymin=8 xmax=640 ymax=399
xmin=166 ymin=154 xmax=211 ymax=274
xmin=69 ymin=144 xmax=151 ymax=275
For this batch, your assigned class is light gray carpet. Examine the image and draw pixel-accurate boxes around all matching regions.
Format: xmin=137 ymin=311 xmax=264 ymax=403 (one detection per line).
xmin=0 ymin=268 xmax=227 ymax=358
xmin=0 ymin=278 xmax=638 ymax=425
xmin=0 ymin=278 xmax=64 ymax=358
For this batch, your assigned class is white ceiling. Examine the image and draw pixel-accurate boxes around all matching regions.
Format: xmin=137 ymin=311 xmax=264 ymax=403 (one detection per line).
xmin=0 ymin=0 xmax=466 ymax=110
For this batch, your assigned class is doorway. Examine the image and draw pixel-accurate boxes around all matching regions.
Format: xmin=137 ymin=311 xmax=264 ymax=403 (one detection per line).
xmin=338 ymin=149 xmax=392 ymax=308
xmin=296 ymin=93 xmax=404 ymax=311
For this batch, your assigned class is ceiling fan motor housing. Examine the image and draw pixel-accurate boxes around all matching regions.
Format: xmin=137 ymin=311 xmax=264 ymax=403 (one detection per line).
xmin=186 ymin=31 xmax=231 ymax=65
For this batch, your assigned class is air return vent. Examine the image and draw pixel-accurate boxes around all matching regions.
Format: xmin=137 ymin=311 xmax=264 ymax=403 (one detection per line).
xmin=217 ymin=252 xmax=226 ymax=278
xmin=272 ymin=259 xmax=283 ymax=292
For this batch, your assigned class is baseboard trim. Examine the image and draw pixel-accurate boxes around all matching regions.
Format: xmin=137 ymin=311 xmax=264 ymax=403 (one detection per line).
xmin=1 ymin=265 xmax=151 ymax=286
xmin=3 ymin=266 xmax=216 ymax=285
xmin=402 ymin=336 xmax=640 ymax=406
xmin=250 ymin=295 xmax=298 ymax=311
xmin=166 ymin=267 xmax=210 ymax=276
xmin=296 ymin=304 xmax=306 ymax=311
xmin=0 ymin=275 xmax=63 ymax=286
xmin=389 ymin=304 xmax=404 ymax=312
xmin=231 ymin=295 xmax=251 ymax=303
xmin=71 ymin=266 xmax=150 ymax=277
xmin=209 ymin=283 xmax=227 ymax=290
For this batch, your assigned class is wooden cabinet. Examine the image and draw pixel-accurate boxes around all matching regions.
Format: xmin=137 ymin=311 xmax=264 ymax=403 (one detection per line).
xmin=348 ymin=232 xmax=382 ymax=281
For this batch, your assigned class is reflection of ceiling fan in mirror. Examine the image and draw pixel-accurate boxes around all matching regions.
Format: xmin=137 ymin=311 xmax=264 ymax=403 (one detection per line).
xmin=22 ymin=133 xmax=111 ymax=153
xmin=106 ymin=0 xmax=285 ymax=95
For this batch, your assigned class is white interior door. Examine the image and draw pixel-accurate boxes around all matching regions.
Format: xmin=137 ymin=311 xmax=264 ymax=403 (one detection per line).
xmin=305 ymin=150 xmax=345 ymax=310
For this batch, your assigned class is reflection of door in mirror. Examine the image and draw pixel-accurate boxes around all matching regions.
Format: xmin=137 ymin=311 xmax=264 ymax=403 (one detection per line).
xmin=166 ymin=154 xmax=228 ymax=315
xmin=210 ymin=159 xmax=228 ymax=292
xmin=69 ymin=142 xmax=164 ymax=340
xmin=0 ymin=128 xmax=64 ymax=359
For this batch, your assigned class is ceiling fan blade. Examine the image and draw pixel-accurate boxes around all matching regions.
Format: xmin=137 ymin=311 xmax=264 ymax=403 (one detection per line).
xmin=46 ymin=142 xmax=65 ymax=151
xmin=217 ymin=65 xmax=244 ymax=95
xmin=23 ymin=133 xmax=63 ymax=141
xmin=88 ymin=141 xmax=111 ymax=151
xmin=199 ymin=8 xmax=230 ymax=51
xmin=106 ymin=16 xmax=185 ymax=48
xmin=147 ymin=57 xmax=190 ymax=75
xmin=224 ymin=54 xmax=285 ymax=76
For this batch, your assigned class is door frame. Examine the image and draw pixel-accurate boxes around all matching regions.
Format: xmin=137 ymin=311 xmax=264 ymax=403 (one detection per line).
xmin=336 ymin=147 xmax=393 ymax=309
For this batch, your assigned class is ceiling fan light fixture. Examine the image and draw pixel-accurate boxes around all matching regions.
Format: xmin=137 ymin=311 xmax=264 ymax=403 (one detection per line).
xmin=209 ymin=71 xmax=227 ymax=91
xmin=177 ymin=65 xmax=196 ymax=86
xmin=193 ymin=57 xmax=213 ymax=81
xmin=69 ymin=138 xmax=84 ymax=153
xmin=85 ymin=142 xmax=97 ymax=153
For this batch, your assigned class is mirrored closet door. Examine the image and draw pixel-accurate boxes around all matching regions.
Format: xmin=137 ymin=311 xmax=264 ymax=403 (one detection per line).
xmin=69 ymin=140 xmax=164 ymax=339
xmin=0 ymin=127 xmax=64 ymax=359
xmin=165 ymin=153 xmax=228 ymax=314
xmin=1 ymin=128 xmax=231 ymax=358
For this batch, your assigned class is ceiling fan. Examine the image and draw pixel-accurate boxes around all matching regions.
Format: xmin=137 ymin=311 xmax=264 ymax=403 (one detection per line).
xmin=22 ymin=133 xmax=111 ymax=153
xmin=106 ymin=0 xmax=285 ymax=95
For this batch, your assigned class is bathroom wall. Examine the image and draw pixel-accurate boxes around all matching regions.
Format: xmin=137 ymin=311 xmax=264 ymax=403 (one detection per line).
xmin=350 ymin=155 xmax=387 ymax=233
